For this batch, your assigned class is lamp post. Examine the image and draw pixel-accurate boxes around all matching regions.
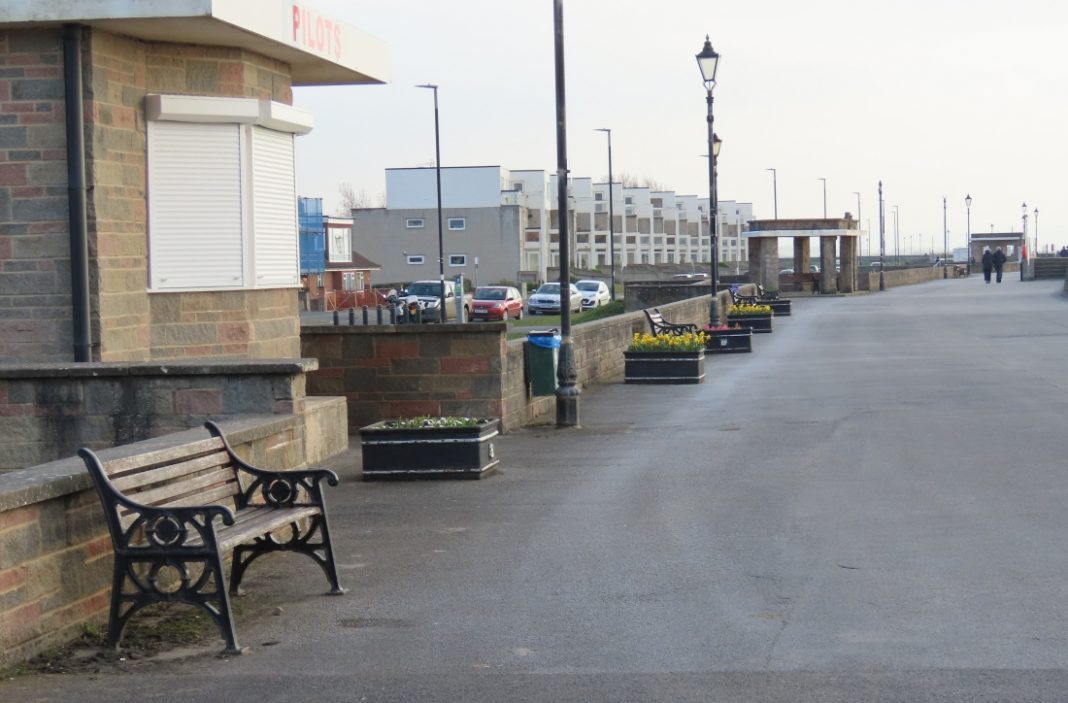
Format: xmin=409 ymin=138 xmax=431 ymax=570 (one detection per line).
xmin=891 ymin=205 xmax=899 ymax=265
xmin=818 ymin=177 xmax=827 ymax=218
xmin=696 ymin=34 xmax=721 ymax=325
xmin=852 ymin=191 xmax=861 ymax=260
xmin=1021 ymin=202 xmax=1028 ymax=281
xmin=878 ymin=181 xmax=885 ymax=290
xmin=594 ymin=128 xmax=616 ymax=301
xmin=965 ymin=193 xmax=972 ymax=276
xmin=415 ymin=83 xmax=446 ymax=322
xmin=552 ymin=0 xmax=578 ymax=426
xmin=765 ymin=168 xmax=777 ymax=219
xmin=1034 ymin=207 xmax=1039 ymax=258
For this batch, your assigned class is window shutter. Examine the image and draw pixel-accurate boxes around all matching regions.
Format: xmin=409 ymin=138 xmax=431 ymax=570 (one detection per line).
xmin=250 ymin=127 xmax=299 ymax=288
xmin=147 ymin=121 xmax=244 ymax=289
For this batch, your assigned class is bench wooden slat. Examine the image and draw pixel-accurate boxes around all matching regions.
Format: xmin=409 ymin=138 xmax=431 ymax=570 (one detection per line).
xmin=110 ymin=450 xmax=232 ymax=492
xmin=103 ymin=437 xmax=226 ymax=477
xmin=215 ymin=505 xmax=321 ymax=551
xmin=121 ymin=464 xmax=239 ymax=509
xmin=118 ymin=482 xmax=240 ymax=528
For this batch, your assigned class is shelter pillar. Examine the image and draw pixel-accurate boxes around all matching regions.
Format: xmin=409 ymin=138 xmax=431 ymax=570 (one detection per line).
xmin=793 ymin=237 xmax=809 ymax=275
xmin=840 ymin=235 xmax=856 ymax=293
xmin=820 ymin=236 xmax=837 ymax=294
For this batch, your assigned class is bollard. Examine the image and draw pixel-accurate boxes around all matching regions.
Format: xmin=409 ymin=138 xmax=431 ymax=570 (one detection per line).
xmin=332 ymin=310 xmax=339 ymax=326
xmin=348 ymin=308 xmax=355 ymax=325
xmin=376 ymin=305 xmax=383 ymax=324
xmin=362 ymin=306 xmax=369 ymax=325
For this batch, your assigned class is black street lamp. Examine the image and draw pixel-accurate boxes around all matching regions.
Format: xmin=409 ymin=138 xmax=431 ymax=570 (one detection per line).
xmin=1034 ymin=207 xmax=1039 ymax=256
xmin=696 ymin=34 xmax=720 ymax=325
xmin=1021 ymin=201 xmax=1028 ymax=281
xmin=765 ymin=168 xmax=778 ymax=219
xmin=416 ymin=83 xmax=446 ymax=322
xmin=965 ymin=193 xmax=972 ymax=276
xmin=942 ymin=196 xmax=948 ymax=278
xmin=595 ymin=127 xmax=616 ymax=301
xmin=553 ymin=0 xmax=579 ymax=426
xmin=878 ymin=181 xmax=885 ymax=291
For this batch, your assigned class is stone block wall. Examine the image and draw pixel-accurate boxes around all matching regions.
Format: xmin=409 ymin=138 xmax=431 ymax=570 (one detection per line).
xmin=0 ymin=29 xmax=73 ymax=362
xmin=0 ymin=413 xmax=321 ymax=668
xmin=0 ymin=359 xmax=317 ymax=470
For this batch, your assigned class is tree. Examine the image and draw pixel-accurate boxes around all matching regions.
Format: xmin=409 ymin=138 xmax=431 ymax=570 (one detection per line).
xmin=606 ymin=172 xmax=664 ymax=191
xmin=336 ymin=182 xmax=371 ymax=215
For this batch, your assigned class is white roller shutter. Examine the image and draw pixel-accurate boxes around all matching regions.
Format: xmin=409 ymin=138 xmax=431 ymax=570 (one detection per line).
xmin=147 ymin=121 xmax=244 ymax=289
xmin=250 ymin=127 xmax=299 ymax=288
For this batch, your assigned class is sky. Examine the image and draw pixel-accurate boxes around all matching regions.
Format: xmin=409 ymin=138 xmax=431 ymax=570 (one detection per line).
xmin=293 ymin=0 xmax=1068 ymax=256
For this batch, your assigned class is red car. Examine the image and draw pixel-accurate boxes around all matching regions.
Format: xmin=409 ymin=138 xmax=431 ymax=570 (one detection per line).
xmin=470 ymin=286 xmax=524 ymax=321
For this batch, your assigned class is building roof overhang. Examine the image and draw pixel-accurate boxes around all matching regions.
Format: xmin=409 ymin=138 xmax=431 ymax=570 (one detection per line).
xmin=745 ymin=229 xmax=859 ymax=239
xmin=0 ymin=0 xmax=390 ymax=86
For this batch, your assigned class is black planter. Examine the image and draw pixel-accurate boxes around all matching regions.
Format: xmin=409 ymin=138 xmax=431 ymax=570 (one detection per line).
xmin=727 ymin=313 xmax=773 ymax=333
xmin=360 ymin=418 xmax=500 ymax=479
xmin=704 ymin=327 xmax=753 ymax=353
xmin=623 ymin=350 xmax=705 ymax=384
xmin=763 ymin=298 xmax=791 ymax=316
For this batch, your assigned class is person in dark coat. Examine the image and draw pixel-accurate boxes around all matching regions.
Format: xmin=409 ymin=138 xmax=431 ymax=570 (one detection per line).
xmin=981 ymin=247 xmax=994 ymax=283
xmin=993 ymin=246 xmax=1007 ymax=283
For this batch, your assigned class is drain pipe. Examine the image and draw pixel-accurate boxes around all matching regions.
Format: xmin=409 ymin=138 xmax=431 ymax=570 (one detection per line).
xmin=63 ymin=23 xmax=91 ymax=362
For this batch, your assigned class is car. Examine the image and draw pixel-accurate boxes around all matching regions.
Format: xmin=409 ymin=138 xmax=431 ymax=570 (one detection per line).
xmin=527 ymin=282 xmax=583 ymax=315
xmin=671 ymin=272 xmax=708 ymax=281
xmin=779 ymin=268 xmax=795 ymax=275
xmin=393 ymin=280 xmax=472 ymax=323
xmin=470 ymin=285 xmax=524 ymax=321
xmin=575 ymin=280 xmax=610 ymax=309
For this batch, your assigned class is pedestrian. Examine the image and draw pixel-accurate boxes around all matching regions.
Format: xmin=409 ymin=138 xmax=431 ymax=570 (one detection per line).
xmin=993 ymin=246 xmax=1007 ymax=283
xmin=981 ymin=247 xmax=993 ymax=284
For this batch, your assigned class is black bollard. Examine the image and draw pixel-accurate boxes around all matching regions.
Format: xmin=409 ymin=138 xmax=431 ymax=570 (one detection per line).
xmin=348 ymin=308 xmax=355 ymax=325
xmin=376 ymin=305 xmax=384 ymax=324
xmin=332 ymin=310 xmax=339 ymax=326
xmin=362 ymin=306 xmax=369 ymax=325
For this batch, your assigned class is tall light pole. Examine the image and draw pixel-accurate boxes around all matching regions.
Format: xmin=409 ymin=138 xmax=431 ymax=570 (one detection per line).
xmin=878 ymin=181 xmax=885 ymax=291
xmin=697 ymin=34 xmax=721 ymax=325
xmin=1021 ymin=201 xmax=1028 ymax=281
xmin=1034 ymin=207 xmax=1039 ymax=257
xmin=765 ymin=168 xmax=777 ymax=219
xmin=552 ymin=0 xmax=578 ymax=426
xmin=965 ymin=193 xmax=972 ymax=276
xmin=595 ymin=128 xmax=616 ymax=300
xmin=892 ymin=205 xmax=899 ymax=265
xmin=942 ymin=196 xmax=948 ymax=278
xmin=817 ymin=177 xmax=827 ymax=218
xmin=415 ymin=83 xmax=446 ymax=322
xmin=852 ymin=191 xmax=861 ymax=259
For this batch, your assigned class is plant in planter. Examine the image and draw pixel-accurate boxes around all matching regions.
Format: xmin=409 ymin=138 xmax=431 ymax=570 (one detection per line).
xmin=703 ymin=323 xmax=753 ymax=353
xmin=624 ymin=331 xmax=706 ymax=384
xmin=727 ymin=303 xmax=773 ymax=333
xmin=360 ymin=416 xmax=500 ymax=480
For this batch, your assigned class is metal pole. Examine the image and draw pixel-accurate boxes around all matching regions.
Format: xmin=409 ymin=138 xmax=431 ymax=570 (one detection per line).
xmin=966 ymin=196 xmax=972 ymax=276
xmin=818 ymin=177 xmax=827 ymax=218
xmin=707 ymin=89 xmax=719 ymax=325
xmin=878 ymin=181 xmax=885 ymax=291
xmin=1034 ymin=207 xmax=1039 ymax=258
xmin=892 ymin=205 xmax=899 ymax=265
xmin=553 ymin=0 xmax=579 ymax=426
xmin=766 ymin=168 xmax=777 ymax=219
xmin=596 ymin=128 xmax=616 ymax=301
xmin=417 ymin=84 xmax=447 ymax=322
xmin=1021 ymin=203 xmax=1028 ymax=281
xmin=942 ymin=196 xmax=948 ymax=278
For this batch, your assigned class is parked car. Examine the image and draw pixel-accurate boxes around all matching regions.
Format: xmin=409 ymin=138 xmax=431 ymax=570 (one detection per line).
xmin=527 ymin=282 xmax=583 ymax=315
xmin=470 ymin=286 xmax=524 ymax=321
xmin=575 ymin=280 xmax=610 ymax=309
xmin=671 ymin=272 xmax=708 ymax=281
xmin=779 ymin=268 xmax=795 ymax=275
xmin=393 ymin=280 xmax=471 ymax=322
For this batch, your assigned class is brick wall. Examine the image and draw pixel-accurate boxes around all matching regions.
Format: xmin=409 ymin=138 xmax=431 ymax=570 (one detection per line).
xmin=0 ymin=414 xmax=320 ymax=668
xmin=0 ymin=29 xmax=73 ymax=362
xmin=0 ymin=360 xmax=317 ymax=470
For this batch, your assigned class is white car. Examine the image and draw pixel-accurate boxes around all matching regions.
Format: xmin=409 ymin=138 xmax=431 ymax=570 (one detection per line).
xmin=527 ymin=283 xmax=583 ymax=315
xmin=576 ymin=280 xmax=610 ymax=309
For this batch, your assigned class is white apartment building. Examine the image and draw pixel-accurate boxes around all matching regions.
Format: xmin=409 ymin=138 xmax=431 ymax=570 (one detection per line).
xmin=352 ymin=165 xmax=749 ymax=286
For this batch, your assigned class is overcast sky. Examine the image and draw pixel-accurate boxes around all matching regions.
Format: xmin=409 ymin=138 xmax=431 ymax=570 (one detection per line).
xmin=294 ymin=0 xmax=1068 ymax=255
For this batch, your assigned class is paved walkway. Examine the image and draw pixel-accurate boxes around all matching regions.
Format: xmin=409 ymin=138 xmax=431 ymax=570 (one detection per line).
xmin=5 ymin=275 xmax=1068 ymax=702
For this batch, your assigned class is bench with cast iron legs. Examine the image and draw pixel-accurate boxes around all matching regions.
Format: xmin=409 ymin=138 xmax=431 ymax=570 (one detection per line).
xmin=79 ymin=421 xmax=345 ymax=654
xmin=643 ymin=308 xmax=698 ymax=336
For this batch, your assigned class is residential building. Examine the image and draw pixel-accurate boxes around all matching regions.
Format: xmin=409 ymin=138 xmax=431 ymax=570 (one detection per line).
xmin=299 ymin=197 xmax=382 ymax=310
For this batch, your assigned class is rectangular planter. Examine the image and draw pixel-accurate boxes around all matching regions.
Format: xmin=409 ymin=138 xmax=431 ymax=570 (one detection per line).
xmin=727 ymin=313 xmax=773 ymax=333
xmin=764 ymin=298 xmax=791 ymax=316
xmin=624 ymin=350 xmax=705 ymax=384
xmin=359 ymin=418 xmax=500 ymax=479
xmin=704 ymin=328 xmax=753 ymax=353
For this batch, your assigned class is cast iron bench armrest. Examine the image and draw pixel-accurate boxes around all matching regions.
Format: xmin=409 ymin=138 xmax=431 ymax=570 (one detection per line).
xmin=728 ymin=289 xmax=759 ymax=306
xmin=644 ymin=308 xmax=698 ymax=336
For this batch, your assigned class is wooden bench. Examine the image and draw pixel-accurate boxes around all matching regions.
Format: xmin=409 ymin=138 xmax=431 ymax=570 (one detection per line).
xmin=728 ymin=287 xmax=759 ymax=306
xmin=644 ymin=308 xmax=698 ymax=336
xmin=79 ymin=421 xmax=345 ymax=654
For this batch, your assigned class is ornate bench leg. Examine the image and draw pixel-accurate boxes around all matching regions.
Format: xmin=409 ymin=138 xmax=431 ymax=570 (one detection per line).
xmin=228 ymin=515 xmax=347 ymax=596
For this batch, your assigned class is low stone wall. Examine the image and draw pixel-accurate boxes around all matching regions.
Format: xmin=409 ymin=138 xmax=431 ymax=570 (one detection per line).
xmin=0 ymin=360 xmax=318 ymax=471
xmin=624 ymin=283 xmax=740 ymax=316
xmin=0 ymin=409 xmax=345 ymax=669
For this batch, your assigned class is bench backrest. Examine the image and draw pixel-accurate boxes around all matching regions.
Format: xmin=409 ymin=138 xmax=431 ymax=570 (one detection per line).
xmin=82 ymin=436 xmax=241 ymax=532
xmin=644 ymin=308 xmax=666 ymax=332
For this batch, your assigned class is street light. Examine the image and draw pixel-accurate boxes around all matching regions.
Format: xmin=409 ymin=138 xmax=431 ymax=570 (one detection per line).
xmin=942 ymin=196 xmax=948 ymax=278
xmin=892 ymin=205 xmax=900 ymax=265
xmin=415 ymin=83 xmax=446 ymax=322
xmin=765 ymin=168 xmax=777 ymax=219
xmin=1034 ymin=206 xmax=1039 ymax=258
xmin=594 ymin=128 xmax=616 ymax=301
xmin=1021 ymin=202 xmax=1028 ymax=281
xmin=878 ymin=181 xmax=885 ymax=291
xmin=817 ymin=177 xmax=827 ymax=218
xmin=696 ymin=34 xmax=721 ymax=325
xmin=965 ymin=193 xmax=972 ymax=276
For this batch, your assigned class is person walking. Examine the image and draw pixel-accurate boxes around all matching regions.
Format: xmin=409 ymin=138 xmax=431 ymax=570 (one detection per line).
xmin=981 ymin=247 xmax=993 ymax=284
xmin=993 ymin=246 xmax=1007 ymax=283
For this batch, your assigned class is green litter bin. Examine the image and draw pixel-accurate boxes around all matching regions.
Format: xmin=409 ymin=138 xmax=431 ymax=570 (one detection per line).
xmin=526 ymin=329 xmax=560 ymax=396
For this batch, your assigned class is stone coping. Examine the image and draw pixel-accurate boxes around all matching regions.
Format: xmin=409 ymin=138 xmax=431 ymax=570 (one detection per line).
xmin=301 ymin=323 xmax=506 ymax=335
xmin=0 ymin=414 xmax=298 ymax=513
xmin=0 ymin=358 xmax=318 ymax=379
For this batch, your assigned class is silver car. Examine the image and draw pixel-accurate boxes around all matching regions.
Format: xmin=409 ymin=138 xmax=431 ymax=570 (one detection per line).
xmin=527 ymin=283 xmax=582 ymax=315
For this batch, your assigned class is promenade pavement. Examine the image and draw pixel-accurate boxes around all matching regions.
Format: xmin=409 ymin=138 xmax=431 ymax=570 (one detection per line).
xmin=4 ymin=274 xmax=1068 ymax=702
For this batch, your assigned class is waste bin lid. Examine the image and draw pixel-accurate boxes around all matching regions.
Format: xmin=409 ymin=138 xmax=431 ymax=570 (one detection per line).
xmin=526 ymin=328 xmax=559 ymax=337
xmin=527 ymin=329 xmax=561 ymax=349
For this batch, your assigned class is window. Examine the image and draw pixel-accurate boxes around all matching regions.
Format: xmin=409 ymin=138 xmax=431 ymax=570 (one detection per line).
xmin=624 ymin=196 xmax=633 ymax=205
xmin=406 ymin=218 xmax=425 ymax=229
xmin=448 ymin=254 xmax=467 ymax=267
xmin=406 ymin=255 xmax=425 ymax=265
xmin=594 ymin=192 xmax=603 ymax=201
xmin=327 ymin=226 xmax=351 ymax=264
xmin=448 ymin=218 xmax=466 ymax=230
xmin=145 ymin=95 xmax=311 ymax=291
xmin=342 ymin=272 xmax=356 ymax=291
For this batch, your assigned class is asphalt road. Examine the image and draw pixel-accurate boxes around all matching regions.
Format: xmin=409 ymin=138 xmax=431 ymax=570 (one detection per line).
xmin=6 ymin=274 xmax=1068 ymax=702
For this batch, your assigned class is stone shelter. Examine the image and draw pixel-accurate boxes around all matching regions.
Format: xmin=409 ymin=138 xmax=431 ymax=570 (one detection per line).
xmin=746 ymin=216 xmax=861 ymax=294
